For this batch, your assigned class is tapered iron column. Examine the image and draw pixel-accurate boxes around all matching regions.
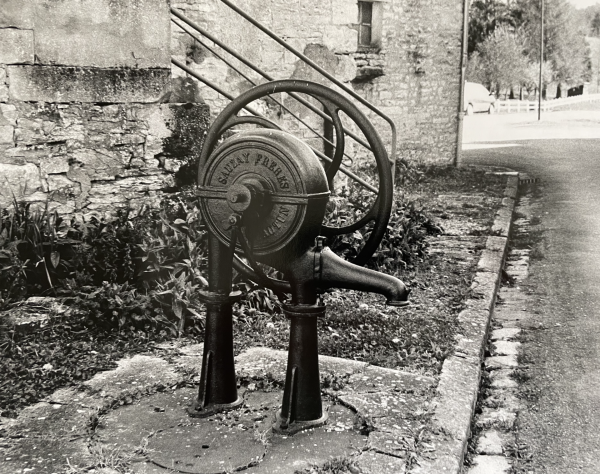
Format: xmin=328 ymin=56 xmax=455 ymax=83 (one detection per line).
xmin=274 ymin=303 xmax=328 ymax=434
xmin=188 ymin=233 xmax=242 ymax=417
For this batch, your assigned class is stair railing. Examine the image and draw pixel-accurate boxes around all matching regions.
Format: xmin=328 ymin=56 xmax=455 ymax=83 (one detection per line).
xmin=170 ymin=4 xmax=397 ymax=188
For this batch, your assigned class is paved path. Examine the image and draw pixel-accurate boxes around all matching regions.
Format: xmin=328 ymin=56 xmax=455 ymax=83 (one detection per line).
xmin=463 ymin=108 xmax=600 ymax=473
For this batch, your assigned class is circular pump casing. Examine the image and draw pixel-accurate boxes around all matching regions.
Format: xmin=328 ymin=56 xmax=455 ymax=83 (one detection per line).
xmin=198 ymin=129 xmax=330 ymax=262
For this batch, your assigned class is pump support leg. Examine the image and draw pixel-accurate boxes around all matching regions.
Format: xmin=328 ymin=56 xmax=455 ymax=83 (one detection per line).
xmin=188 ymin=233 xmax=242 ymax=417
xmin=274 ymin=303 xmax=328 ymax=434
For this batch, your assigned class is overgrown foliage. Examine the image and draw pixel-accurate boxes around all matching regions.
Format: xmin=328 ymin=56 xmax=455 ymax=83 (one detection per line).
xmin=0 ymin=194 xmax=209 ymax=334
xmin=0 ymin=163 xmax=506 ymax=418
xmin=327 ymin=197 xmax=442 ymax=271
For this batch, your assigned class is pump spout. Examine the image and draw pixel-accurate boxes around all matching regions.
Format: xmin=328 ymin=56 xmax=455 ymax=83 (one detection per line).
xmin=316 ymin=247 xmax=410 ymax=306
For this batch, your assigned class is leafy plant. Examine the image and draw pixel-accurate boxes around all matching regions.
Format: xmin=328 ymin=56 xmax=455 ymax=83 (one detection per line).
xmin=71 ymin=210 xmax=145 ymax=286
xmin=236 ymin=282 xmax=281 ymax=314
xmin=326 ymin=187 xmax=442 ymax=271
xmin=0 ymin=199 xmax=79 ymax=302
xmin=0 ymin=244 xmax=28 ymax=309
xmin=136 ymin=193 xmax=208 ymax=333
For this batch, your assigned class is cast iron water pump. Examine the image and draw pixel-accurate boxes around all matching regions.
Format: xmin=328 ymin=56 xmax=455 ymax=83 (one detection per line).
xmin=189 ymin=80 xmax=409 ymax=434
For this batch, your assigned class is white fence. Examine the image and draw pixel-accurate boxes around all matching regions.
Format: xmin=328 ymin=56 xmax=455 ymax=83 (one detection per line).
xmin=497 ymin=94 xmax=600 ymax=113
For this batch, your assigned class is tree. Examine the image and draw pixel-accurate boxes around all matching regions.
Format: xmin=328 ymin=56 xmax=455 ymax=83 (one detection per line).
xmin=591 ymin=12 xmax=600 ymax=37
xmin=466 ymin=52 xmax=488 ymax=85
xmin=522 ymin=60 xmax=554 ymax=98
xmin=513 ymin=0 xmax=590 ymax=92
xmin=469 ymin=0 xmax=520 ymax=54
xmin=469 ymin=26 xmax=530 ymax=97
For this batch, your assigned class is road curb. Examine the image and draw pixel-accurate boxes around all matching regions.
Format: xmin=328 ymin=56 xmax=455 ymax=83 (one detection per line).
xmin=409 ymin=174 xmax=519 ymax=474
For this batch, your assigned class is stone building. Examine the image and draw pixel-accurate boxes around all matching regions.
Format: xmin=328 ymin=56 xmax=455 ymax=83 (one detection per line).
xmin=0 ymin=0 xmax=208 ymax=215
xmin=0 ymin=0 xmax=465 ymax=215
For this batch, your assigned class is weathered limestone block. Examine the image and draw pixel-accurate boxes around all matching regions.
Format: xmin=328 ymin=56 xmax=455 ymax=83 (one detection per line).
xmin=323 ymin=25 xmax=357 ymax=54
xmin=0 ymin=125 xmax=13 ymax=144
xmin=142 ymin=106 xmax=172 ymax=167
xmin=0 ymin=103 xmax=17 ymax=126
xmin=467 ymin=455 xmax=510 ymax=474
xmin=0 ymin=67 xmax=8 ymax=102
xmin=2 ymin=147 xmax=48 ymax=166
xmin=335 ymin=54 xmax=359 ymax=83
xmin=296 ymin=0 xmax=331 ymax=23
xmin=70 ymin=149 xmax=123 ymax=180
xmin=475 ymin=430 xmax=505 ymax=455
xmin=491 ymin=341 xmax=520 ymax=357
xmin=0 ymin=163 xmax=42 ymax=201
xmin=489 ymin=369 xmax=518 ymax=389
xmin=8 ymin=66 xmax=171 ymax=103
xmin=0 ymin=1 xmax=35 ymax=29
xmin=485 ymin=355 xmax=518 ymax=370
xmin=331 ymin=0 xmax=358 ymax=25
xmin=0 ymin=28 xmax=34 ymax=65
xmin=46 ymin=174 xmax=79 ymax=194
xmin=33 ymin=0 xmax=170 ymax=69
xmin=476 ymin=407 xmax=517 ymax=430
xmin=14 ymin=118 xmax=47 ymax=145
xmin=490 ymin=328 xmax=520 ymax=341
xmin=356 ymin=451 xmax=406 ymax=474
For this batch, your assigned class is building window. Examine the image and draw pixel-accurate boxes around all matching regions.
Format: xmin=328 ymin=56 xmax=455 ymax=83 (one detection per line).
xmin=357 ymin=1 xmax=382 ymax=50
xmin=358 ymin=2 xmax=373 ymax=48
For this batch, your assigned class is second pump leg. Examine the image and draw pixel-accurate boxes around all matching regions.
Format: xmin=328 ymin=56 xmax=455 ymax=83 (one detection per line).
xmin=274 ymin=303 xmax=328 ymax=434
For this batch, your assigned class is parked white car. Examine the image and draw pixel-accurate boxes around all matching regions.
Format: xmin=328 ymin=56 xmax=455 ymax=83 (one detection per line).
xmin=464 ymin=82 xmax=497 ymax=115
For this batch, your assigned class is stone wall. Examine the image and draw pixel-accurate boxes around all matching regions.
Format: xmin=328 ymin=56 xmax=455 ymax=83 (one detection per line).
xmin=0 ymin=102 xmax=209 ymax=214
xmin=0 ymin=0 xmax=209 ymax=215
xmin=171 ymin=0 xmax=464 ymax=165
xmin=1 ymin=0 xmax=465 ymax=215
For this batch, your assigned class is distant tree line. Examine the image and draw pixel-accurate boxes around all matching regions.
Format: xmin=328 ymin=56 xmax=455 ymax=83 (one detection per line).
xmin=467 ymin=0 xmax=590 ymax=99
xmin=575 ymin=3 xmax=600 ymax=37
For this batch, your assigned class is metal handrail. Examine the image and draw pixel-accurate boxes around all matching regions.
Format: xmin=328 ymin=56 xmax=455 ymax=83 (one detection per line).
xmin=171 ymin=58 xmax=378 ymax=193
xmin=170 ymin=8 xmax=373 ymax=154
xmin=217 ymin=0 xmax=397 ymax=166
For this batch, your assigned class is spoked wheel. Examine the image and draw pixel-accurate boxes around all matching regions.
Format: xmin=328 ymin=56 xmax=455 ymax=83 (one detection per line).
xmin=198 ymin=80 xmax=394 ymax=292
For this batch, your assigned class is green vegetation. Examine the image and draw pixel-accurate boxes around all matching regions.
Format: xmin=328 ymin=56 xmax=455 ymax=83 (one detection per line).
xmin=0 ymin=164 xmax=506 ymax=419
xmin=468 ymin=0 xmax=589 ymax=99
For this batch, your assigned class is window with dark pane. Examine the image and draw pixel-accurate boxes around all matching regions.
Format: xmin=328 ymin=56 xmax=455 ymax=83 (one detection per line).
xmin=358 ymin=1 xmax=373 ymax=48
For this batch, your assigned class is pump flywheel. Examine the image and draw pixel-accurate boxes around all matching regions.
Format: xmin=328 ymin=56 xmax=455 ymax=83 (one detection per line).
xmin=197 ymin=80 xmax=394 ymax=292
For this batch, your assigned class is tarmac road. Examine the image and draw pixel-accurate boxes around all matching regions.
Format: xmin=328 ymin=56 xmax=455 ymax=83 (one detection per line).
xmin=463 ymin=106 xmax=600 ymax=473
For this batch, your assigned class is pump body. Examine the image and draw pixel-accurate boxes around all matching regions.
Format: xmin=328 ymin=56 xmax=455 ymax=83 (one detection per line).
xmin=189 ymin=80 xmax=409 ymax=434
